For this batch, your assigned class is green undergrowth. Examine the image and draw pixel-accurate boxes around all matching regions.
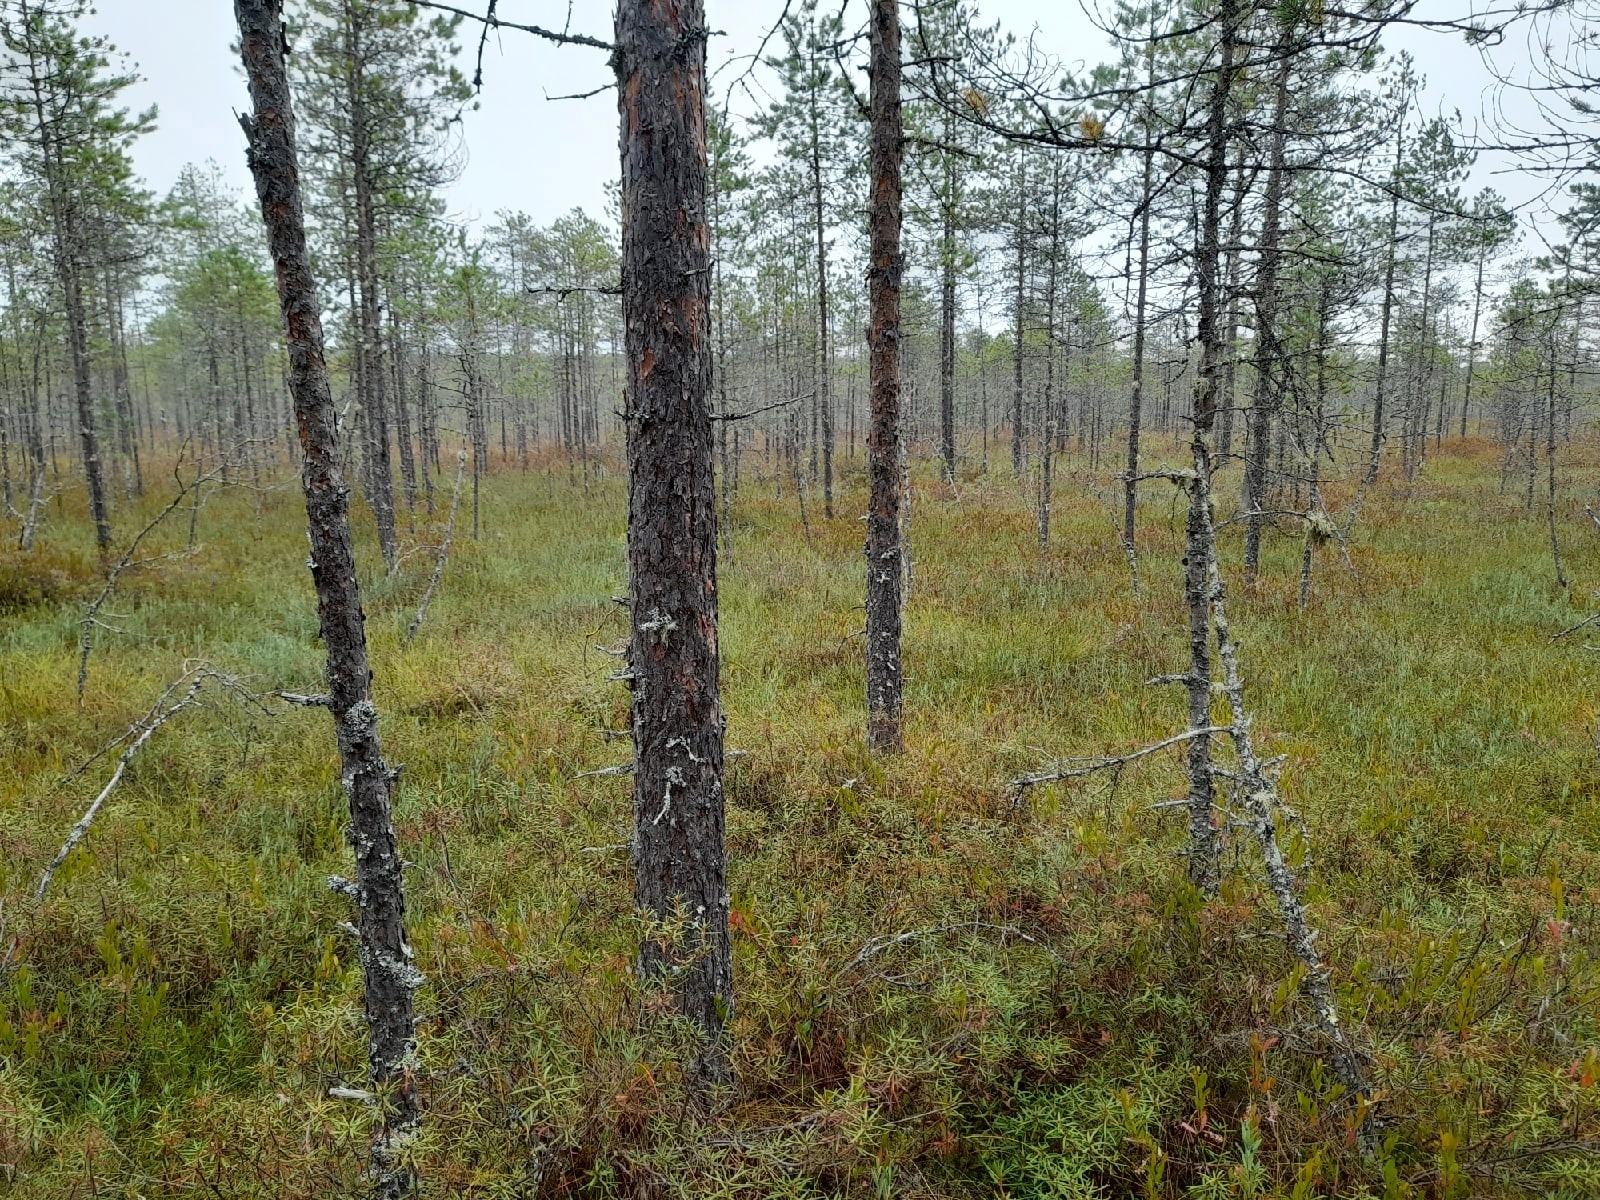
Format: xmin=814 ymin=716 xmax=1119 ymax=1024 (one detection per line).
xmin=1 ymin=439 xmax=1598 ymax=1197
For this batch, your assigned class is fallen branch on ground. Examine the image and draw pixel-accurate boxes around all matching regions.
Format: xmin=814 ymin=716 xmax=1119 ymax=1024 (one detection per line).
xmin=1010 ymin=725 xmax=1231 ymax=805
xmin=37 ymin=669 xmax=212 ymax=899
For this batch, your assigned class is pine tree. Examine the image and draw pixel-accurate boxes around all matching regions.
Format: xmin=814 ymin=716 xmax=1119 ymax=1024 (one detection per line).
xmin=0 ymin=0 xmax=152 ymax=552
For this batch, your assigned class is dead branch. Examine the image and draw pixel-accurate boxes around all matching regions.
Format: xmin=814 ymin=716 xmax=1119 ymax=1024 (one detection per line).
xmin=402 ymin=0 xmax=613 ymax=51
xmin=36 ymin=670 xmax=211 ymax=900
xmin=1010 ymin=725 xmax=1231 ymax=804
xmin=406 ymin=449 xmax=466 ymax=644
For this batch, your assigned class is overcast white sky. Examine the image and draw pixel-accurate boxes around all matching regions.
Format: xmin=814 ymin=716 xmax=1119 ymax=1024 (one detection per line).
xmin=82 ymin=1 xmax=1553 ymax=235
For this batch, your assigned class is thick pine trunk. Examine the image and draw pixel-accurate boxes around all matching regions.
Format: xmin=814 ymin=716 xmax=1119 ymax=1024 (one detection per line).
xmin=615 ymin=0 xmax=732 ymax=1077
xmin=234 ymin=7 xmax=421 ymax=1194
xmin=866 ymin=0 xmax=905 ymax=754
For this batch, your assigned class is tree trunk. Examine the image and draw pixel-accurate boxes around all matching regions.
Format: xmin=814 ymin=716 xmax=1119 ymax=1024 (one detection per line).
xmin=1183 ymin=0 xmax=1239 ymax=897
xmin=1038 ymin=166 xmax=1061 ymax=548
xmin=345 ymin=0 xmax=398 ymax=570
xmin=1243 ymin=45 xmax=1293 ymax=583
xmin=389 ymin=300 xmax=418 ymax=513
xmin=809 ymin=83 xmax=834 ymax=518
xmin=1365 ymin=119 xmax=1405 ymax=488
xmin=234 ymin=6 xmax=420 ymax=1196
xmin=615 ymin=0 xmax=732 ymax=1078
xmin=1011 ymin=147 xmax=1027 ymax=478
xmin=866 ymin=0 xmax=905 ymax=755
xmin=939 ymin=109 xmax=957 ymax=486
xmin=1125 ymin=137 xmax=1152 ymax=559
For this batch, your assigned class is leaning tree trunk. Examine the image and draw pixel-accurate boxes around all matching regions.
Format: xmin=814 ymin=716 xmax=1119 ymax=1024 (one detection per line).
xmin=615 ymin=0 xmax=732 ymax=1081
xmin=234 ymin=6 xmax=421 ymax=1195
xmin=866 ymin=0 xmax=905 ymax=754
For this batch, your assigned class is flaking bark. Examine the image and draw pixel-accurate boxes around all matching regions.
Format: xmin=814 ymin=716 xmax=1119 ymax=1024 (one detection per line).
xmin=615 ymin=0 xmax=732 ymax=1080
xmin=234 ymin=4 xmax=420 ymax=1192
xmin=865 ymin=0 xmax=905 ymax=754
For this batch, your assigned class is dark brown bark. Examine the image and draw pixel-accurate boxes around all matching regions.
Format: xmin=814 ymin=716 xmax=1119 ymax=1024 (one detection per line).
xmin=615 ymin=0 xmax=732 ymax=1076
xmin=866 ymin=0 xmax=905 ymax=754
xmin=234 ymin=5 xmax=421 ymax=1193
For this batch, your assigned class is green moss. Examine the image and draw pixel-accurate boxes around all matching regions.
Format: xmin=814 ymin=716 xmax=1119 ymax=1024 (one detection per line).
xmin=0 ymin=445 xmax=1597 ymax=1196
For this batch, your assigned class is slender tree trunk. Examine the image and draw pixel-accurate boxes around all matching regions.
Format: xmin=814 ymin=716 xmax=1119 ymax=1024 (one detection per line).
xmin=1300 ymin=291 xmax=1330 ymax=608
xmin=1243 ymin=44 xmax=1293 ymax=582
xmin=939 ymin=112 xmax=957 ymax=486
xmin=60 ymin=228 xmax=109 ymax=550
xmin=808 ymin=89 xmax=834 ymax=518
xmin=616 ymin=0 xmax=731 ymax=1078
xmin=1219 ymin=147 xmax=1246 ymax=466
xmin=19 ymin=19 xmax=110 ymax=551
xmin=1407 ymin=214 xmax=1437 ymax=480
xmin=345 ymin=0 xmax=398 ymax=570
xmin=1125 ymin=133 xmax=1153 ymax=558
xmin=1365 ymin=119 xmax=1405 ymax=488
xmin=1011 ymin=147 xmax=1027 ymax=478
xmin=1038 ymin=167 xmax=1060 ymax=549
xmin=865 ymin=0 xmax=905 ymax=754
xmin=105 ymin=264 xmax=141 ymax=498
xmin=1547 ymin=326 xmax=1566 ymax=587
xmin=389 ymin=301 xmax=417 ymax=513
xmin=1183 ymin=0 xmax=1239 ymax=898
xmin=235 ymin=7 xmax=420 ymax=1196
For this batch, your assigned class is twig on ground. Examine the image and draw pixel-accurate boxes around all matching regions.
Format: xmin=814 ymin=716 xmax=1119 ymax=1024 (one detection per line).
xmin=1010 ymin=725 xmax=1231 ymax=805
xmin=37 ymin=670 xmax=211 ymax=899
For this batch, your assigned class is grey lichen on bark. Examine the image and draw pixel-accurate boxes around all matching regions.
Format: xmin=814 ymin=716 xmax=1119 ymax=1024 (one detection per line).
xmin=233 ymin=2 xmax=421 ymax=1192
xmin=616 ymin=0 xmax=733 ymax=1086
